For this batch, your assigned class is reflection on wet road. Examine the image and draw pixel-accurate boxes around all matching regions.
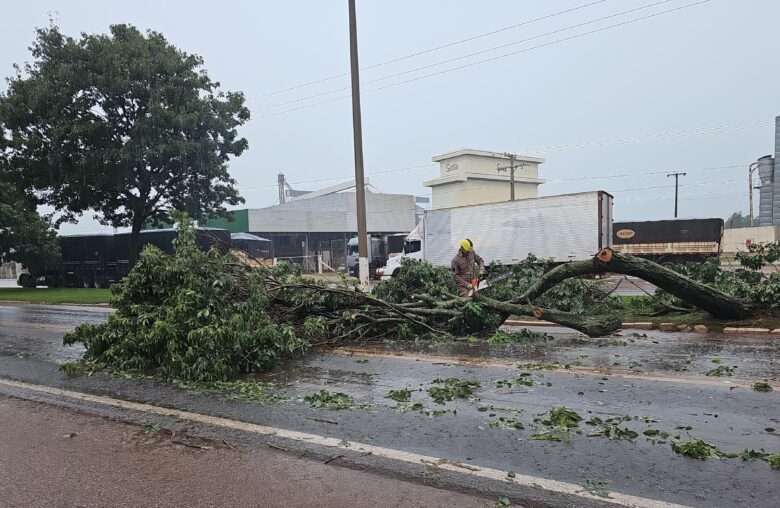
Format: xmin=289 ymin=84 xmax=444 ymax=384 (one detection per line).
xmin=0 ymin=303 xmax=109 ymax=363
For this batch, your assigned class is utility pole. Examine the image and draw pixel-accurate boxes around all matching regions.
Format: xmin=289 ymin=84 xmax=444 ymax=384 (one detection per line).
xmin=277 ymin=173 xmax=286 ymax=205
xmin=348 ymin=0 xmax=369 ymax=288
xmin=504 ymin=152 xmax=516 ymax=201
xmin=666 ymin=171 xmax=687 ymax=218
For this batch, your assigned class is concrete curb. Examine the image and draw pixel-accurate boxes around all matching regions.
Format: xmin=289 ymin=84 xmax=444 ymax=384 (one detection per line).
xmin=506 ymin=319 xmax=780 ymax=335
xmin=723 ymin=327 xmax=772 ymax=334
xmin=503 ymin=319 xmax=553 ymax=327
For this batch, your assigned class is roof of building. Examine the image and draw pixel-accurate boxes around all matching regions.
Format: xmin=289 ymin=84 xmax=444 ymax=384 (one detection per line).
xmin=423 ymin=173 xmax=544 ymax=187
xmin=432 ymin=149 xmax=545 ymax=164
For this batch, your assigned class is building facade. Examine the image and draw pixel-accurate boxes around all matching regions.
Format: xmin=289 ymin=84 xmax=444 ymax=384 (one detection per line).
xmin=424 ymin=149 xmax=544 ymax=209
xmin=209 ymin=191 xmax=417 ymax=270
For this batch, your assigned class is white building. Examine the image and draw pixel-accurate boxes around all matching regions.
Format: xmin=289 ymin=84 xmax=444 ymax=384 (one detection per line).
xmin=424 ymin=149 xmax=545 ymax=209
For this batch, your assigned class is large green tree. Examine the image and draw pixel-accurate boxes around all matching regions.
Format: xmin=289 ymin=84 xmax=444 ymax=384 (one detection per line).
xmin=0 ymin=24 xmax=249 ymax=257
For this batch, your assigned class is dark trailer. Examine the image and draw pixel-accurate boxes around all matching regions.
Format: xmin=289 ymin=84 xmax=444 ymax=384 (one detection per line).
xmin=612 ymin=218 xmax=724 ymax=262
xmin=23 ymin=228 xmax=230 ymax=288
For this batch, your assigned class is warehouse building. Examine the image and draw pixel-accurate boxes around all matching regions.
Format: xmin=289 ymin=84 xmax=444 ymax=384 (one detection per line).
xmin=209 ymin=181 xmax=417 ymax=270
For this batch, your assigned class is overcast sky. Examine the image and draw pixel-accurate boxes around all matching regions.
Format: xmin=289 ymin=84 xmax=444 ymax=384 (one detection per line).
xmin=2 ymin=0 xmax=778 ymax=234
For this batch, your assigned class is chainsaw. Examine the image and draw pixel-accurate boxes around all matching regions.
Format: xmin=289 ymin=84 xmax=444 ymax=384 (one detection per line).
xmin=467 ymin=270 xmax=514 ymax=296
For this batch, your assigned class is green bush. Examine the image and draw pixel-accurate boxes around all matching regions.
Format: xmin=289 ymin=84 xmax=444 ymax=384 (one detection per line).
xmin=64 ymin=217 xmax=307 ymax=382
xmin=373 ymin=258 xmax=457 ymax=303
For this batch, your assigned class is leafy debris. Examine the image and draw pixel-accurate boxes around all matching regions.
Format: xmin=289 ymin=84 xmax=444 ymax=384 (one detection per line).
xmin=386 ymin=388 xmax=413 ymax=403
xmin=395 ymin=402 xmax=424 ymax=413
xmin=740 ymin=449 xmax=770 ymax=461
xmin=495 ymin=497 xmax=511 ymax=508
xmin=582 ymin=479 xmax=611 ymax=499
xmin=427 ymin=378 xmax=480 ymax=404
xmin=488 ymin=328 xmax=551 ymax=345
xmin=489 ymin=417 xmax=525 ymax=430
xmin=496 ymin=377 xmax=534 ymax=389
xmin=589 ymin=423 xmax=638 ymax=441
xmin=532 ymin=407 xmax=582 ymax=441
xmin=705 ymin=365 xmax=737 ymax=377
xmin=176 ymin=379 xmax=284 ymax=403
xmin=752 ymin=381 xmax=773 ymax=392
xmin=304 ymin=390 xmax=354 ymax=410
xmin=671 ymin=439 xmax=735 ymax=460
xmin=60 ymin=361 xmax=97 ymax=378
xmin=530 ymin=430 xmax=567 ymax=442
xmin=541 ymin=407 xmax=582 ymax=428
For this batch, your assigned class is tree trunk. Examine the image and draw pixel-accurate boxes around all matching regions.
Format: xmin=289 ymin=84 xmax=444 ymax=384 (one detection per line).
xmin=514 ymin=248 xmax=752 ymax=320
xmin=530 ymin=306 xmax=622 ymax=337
xmin=476 ymin=294 xmax=622 ymax=337
xmin=128 ymin=220 xmax=144 ymax=268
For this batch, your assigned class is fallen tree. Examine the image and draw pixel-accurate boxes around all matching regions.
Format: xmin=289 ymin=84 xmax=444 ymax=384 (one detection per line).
xmin=64 ymin=218 xmax=770 ymax=382
xmin=514 ymin=248 xmax=754 ymax=320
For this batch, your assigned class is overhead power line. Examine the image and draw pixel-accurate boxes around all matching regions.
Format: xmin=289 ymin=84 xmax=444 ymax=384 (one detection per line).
xmin=262 ymin=0 xmax=611 ymax=97
xmin=242 ymin=161 xmax=747 ymax=196
xmin=520 ymin=119 xmax=773 ymax=155
xmin=266 ymin=0 xmax=678 ymax=110
xmin=371 ymin=0 xmax=712 ymax=94
xmin=264 ymin=0 xmax=712 ymax=117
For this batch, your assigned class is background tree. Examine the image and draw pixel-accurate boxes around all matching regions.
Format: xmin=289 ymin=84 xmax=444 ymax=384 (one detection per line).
xmin=0 ymin=24 xmax=249 ymax=258
xmin=0 ymin=174 xmax=60 ymax=282
xmin=725 ymin=211 xmax=750 ymax=229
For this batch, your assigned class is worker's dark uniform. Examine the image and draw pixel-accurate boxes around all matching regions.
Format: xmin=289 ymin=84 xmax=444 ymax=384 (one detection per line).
xmin=451 ymin=250 xmax=484 ymax=296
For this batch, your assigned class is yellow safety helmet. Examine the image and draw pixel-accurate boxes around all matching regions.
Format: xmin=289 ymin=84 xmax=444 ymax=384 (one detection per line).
xmin=459 ymin=239 xmax=472 ymax=252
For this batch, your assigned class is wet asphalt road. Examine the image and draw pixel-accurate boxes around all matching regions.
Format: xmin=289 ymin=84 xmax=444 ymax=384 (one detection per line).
xmin=0 ymin=302 xmax=779 ymax=507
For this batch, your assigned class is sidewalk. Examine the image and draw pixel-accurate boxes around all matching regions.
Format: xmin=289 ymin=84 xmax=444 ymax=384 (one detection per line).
xmin=0 ymin=396 xmax=492 ymax=508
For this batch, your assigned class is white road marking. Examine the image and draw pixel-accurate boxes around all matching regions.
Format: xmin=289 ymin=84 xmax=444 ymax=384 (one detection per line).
xmin=0 ymin=377 xmax=691 ymax=508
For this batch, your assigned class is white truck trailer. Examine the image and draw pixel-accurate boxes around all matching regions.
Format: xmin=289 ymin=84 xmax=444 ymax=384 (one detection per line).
xmin=378 ymin=191 xmax=614 ymax=279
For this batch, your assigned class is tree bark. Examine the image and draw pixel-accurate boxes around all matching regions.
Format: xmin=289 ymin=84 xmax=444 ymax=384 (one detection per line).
xmin=514 ymin=248 xmax=752 ymax=320
xmin=530 ymin=306 xmax=622 ymax=337
xmin=475 ymin=294 xmax=622 ymax=337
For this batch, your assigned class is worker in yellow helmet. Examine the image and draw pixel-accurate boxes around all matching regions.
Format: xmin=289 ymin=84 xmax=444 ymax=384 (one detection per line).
xmin=451 ymin=238 xmax=484 ymax=297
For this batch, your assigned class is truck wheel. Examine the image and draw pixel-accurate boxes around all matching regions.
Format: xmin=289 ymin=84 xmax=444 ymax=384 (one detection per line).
xmin=392 ymin=268 xmax=401 ymax=277
xmin=18 ymin=273 xmax=35 ymax=288
xmin=45 ymin=274 xmax=63 ymax=288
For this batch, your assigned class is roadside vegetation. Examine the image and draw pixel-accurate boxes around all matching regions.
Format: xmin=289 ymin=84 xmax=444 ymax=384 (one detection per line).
xmin=0 ymin=288 xmax=111 ymax=305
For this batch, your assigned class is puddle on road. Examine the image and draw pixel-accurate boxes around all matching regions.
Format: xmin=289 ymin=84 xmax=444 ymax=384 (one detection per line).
xmin=259 ymin=363 xmax=377 ymax=387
